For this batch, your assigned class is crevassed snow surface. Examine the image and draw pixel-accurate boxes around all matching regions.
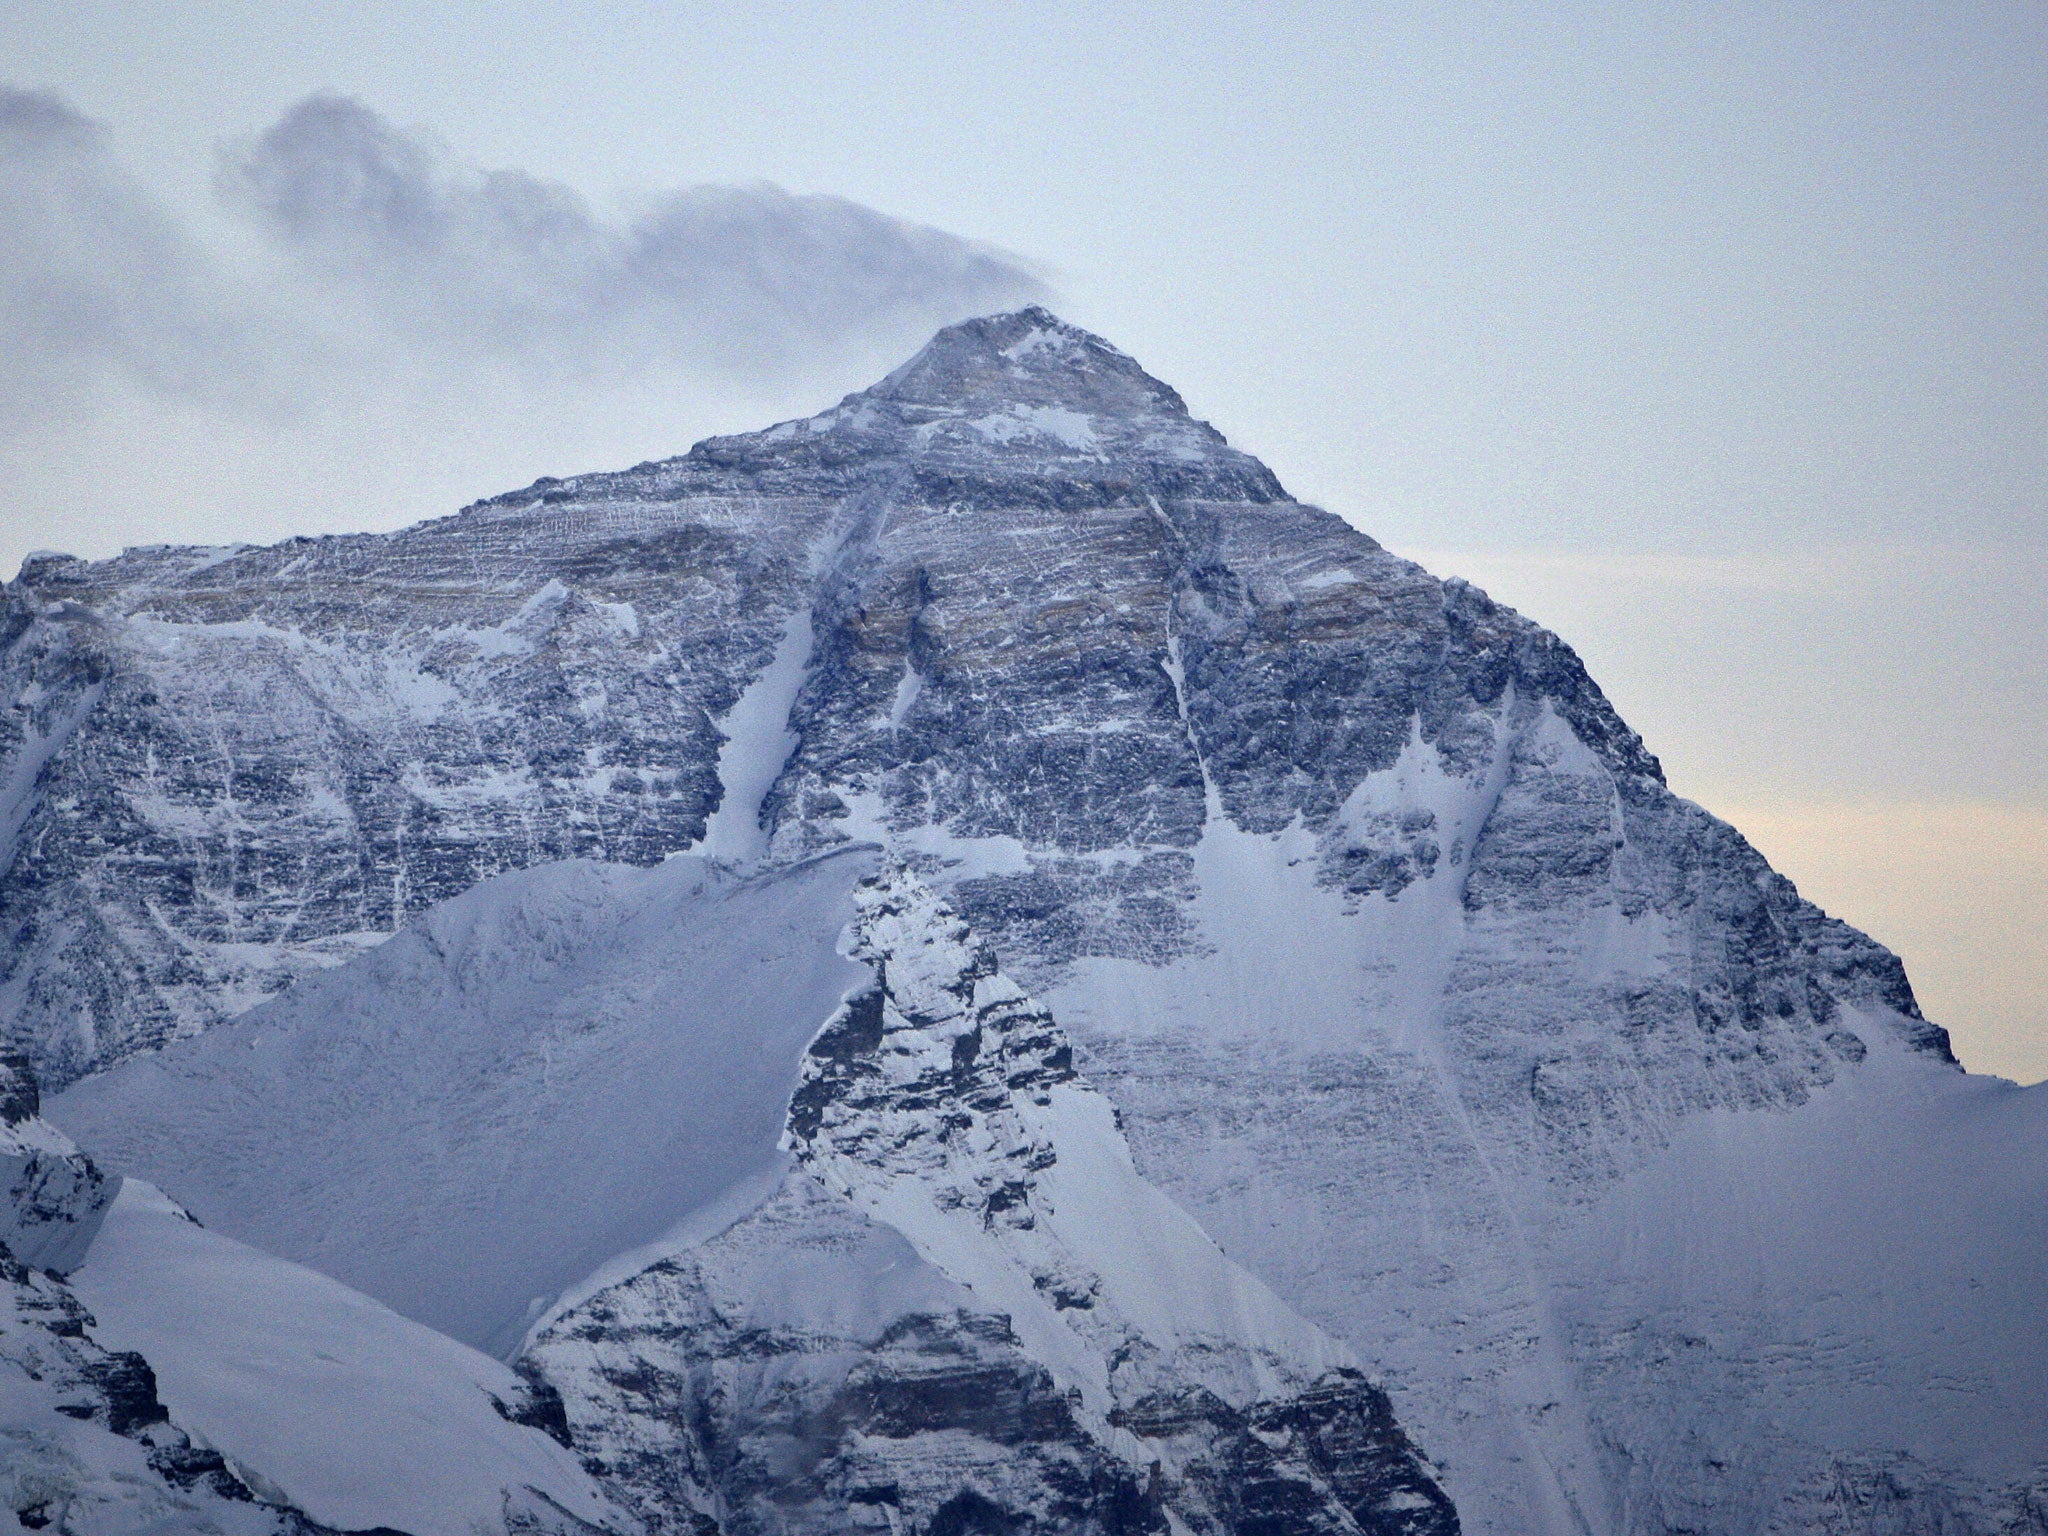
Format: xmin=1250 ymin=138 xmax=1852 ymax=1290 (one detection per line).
xmin=53 ymin=850 xmax=874 ymax=1355
xmin=68 ymin=1179 xmax=613 ymax=1536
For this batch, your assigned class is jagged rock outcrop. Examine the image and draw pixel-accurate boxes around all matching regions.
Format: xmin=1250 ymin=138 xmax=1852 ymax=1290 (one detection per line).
xmin=2 ymin=1050 xmax=111 ymax=1274
xmin=528 ymin=865 xmax=1456 ymax=1536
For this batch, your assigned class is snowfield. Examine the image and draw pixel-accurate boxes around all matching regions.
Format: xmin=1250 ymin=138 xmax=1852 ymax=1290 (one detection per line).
xmin=54 ymin=851 xmax=874 ymax=1355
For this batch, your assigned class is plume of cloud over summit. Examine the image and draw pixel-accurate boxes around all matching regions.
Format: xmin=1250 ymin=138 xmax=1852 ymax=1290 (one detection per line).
xmin=1 ymin=85 xmax=1047 ymax=424
xmin=219 ymin=93 xmax=1045 ymax=380
xmin=0 ymin=86 xmax=1046 ymax=570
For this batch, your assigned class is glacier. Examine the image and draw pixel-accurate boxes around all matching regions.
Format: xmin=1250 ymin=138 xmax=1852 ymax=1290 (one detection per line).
xmin=1 ymin=306 xmax=2042 ymax=1535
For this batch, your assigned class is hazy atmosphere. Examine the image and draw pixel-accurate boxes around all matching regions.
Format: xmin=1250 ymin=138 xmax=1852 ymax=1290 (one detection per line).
xmin=4 ymin=0 xmax=2042 ymax=1080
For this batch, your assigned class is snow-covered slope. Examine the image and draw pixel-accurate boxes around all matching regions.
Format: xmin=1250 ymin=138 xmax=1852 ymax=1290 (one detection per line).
xmin=69 ymin=1179 xmax=617 ymax=1536
xmin=790 ymin=868 xmax=1356 ymax=1421
xmin=3 ymin=1052 xmax=273 ymax=1536
xmin=1 ymin=1235 xmax=281 ymax=1536
xmin=1551 ymin=1045 xmax=2048 ymax=1531
xmin=53 ymin=851 xmax=873 ymax=1354
xmin=1037 ymin=808 xmax=2047 ymax=1533
xmin=1 ymin=1051 xmax=622 ymax=1536
xmin=6 ymin=307 xmax=2043 ymax=1533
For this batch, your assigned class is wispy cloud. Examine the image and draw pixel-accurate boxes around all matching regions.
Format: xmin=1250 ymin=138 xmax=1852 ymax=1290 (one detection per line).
xmin=0 ymin=85 xmax=251 ymax=417
xmin=217 ymin=93 xmax=1045 ymax=382
xmin=0 ymin=85 xmax=1047 ymax=427
xmin=0 ymin=86 xmax=1047 ymax=573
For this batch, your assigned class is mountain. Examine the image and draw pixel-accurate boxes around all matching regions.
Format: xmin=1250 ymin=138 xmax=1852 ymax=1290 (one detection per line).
xmin=4 ymin=307 xmax=2044 ymax=1535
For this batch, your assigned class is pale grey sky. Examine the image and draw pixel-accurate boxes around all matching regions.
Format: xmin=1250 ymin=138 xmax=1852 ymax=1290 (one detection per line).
xmin=2 ymin=1 xmax=2042 ymax=1078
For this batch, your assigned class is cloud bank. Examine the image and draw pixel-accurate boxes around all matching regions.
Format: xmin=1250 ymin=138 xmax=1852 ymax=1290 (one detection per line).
xmin=1 ymin=85 xmax=1044 ymax=424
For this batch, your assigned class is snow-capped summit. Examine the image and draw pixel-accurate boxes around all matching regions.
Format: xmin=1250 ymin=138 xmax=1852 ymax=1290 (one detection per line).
xmin=756 ymin=304 xmax=1267 ymax=486
xmin=463 ymin=306 xmax=1283 ymax=507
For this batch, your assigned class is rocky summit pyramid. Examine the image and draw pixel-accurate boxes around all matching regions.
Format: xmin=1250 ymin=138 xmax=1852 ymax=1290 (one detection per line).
xmin=3 ymin=308 xmax=2044 ymax=1536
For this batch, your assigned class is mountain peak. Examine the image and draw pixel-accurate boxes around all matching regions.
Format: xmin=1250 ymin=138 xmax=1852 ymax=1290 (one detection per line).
xmin=677 ymin=307 xmax=1285 ymax=500
xmin=868 ymin=306 xmax=1190 ymax=420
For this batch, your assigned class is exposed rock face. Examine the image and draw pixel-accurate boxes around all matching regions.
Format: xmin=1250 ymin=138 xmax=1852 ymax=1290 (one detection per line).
xmin=5 ymin=307 xmax=2040 ymax=1535
xmin=528 ymin=866 xmax=1456 ymax=1536
xmin=0 ymin=496 xmax=822 ymax=1086
xmin=529 ymin=1175 xmax=1158 ymax=1536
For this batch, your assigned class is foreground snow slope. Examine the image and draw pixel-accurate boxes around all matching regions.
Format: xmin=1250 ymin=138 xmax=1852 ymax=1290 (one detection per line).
xmin=2 ymin=1236 xmax=284 ymax=1536
xmin=2 ymin=1052 xmax=619 ymax=1536
xmin=54 ymin=851 xmax=873 ymax=1354
xmin=70 ymin=1179 xmax=617 ymax=1536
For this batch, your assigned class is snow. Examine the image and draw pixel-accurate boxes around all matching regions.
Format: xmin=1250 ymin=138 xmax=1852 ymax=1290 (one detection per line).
xmin=525 ymin=1158 xmax=794 ymax=1349
xmin=694 ymin=606 xmax=812 ymax=864
xmin=0 ymin=1352 xmax=279 ymax=1536
xmin=593 ymin=599 xmax=641 ymax=638
xmin=1027 ymin=697 xmax=2042 ymax=1534
xmin=1553 ymin=1027 xmax=2048 ymax=1495
xmin=999 ymin=320 xmax=1092 ymax=365
xmin=178 ymin=545 xmax=254 ymax=578
xmin=802 ymin=871 xmax=1356 ymax=1435
xmin=68 ymin=1179 xmax=616 ymax=1536
xmin=893 ymin=1079 xmax=1350 ymax=1410
xmin=966 ymin=403 xmax=1101 ymax=451
xmin=887 ymin=659 xmax=924 ymax=727
xmin=833 ymin=786 xmax=1036 ymax=880
xmin=12 ymin=302 xmax=2042 ymax=1536
xmin=684 ymin=1172 xmax=970 ymax=1342
xmin=1019 ymin=704 xmax=1606 ymax=1523
xmin=1298 ymin=568 xmax=1358 ymax=591
xmin=51 ymin=851 xmax=875 ymax=1357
